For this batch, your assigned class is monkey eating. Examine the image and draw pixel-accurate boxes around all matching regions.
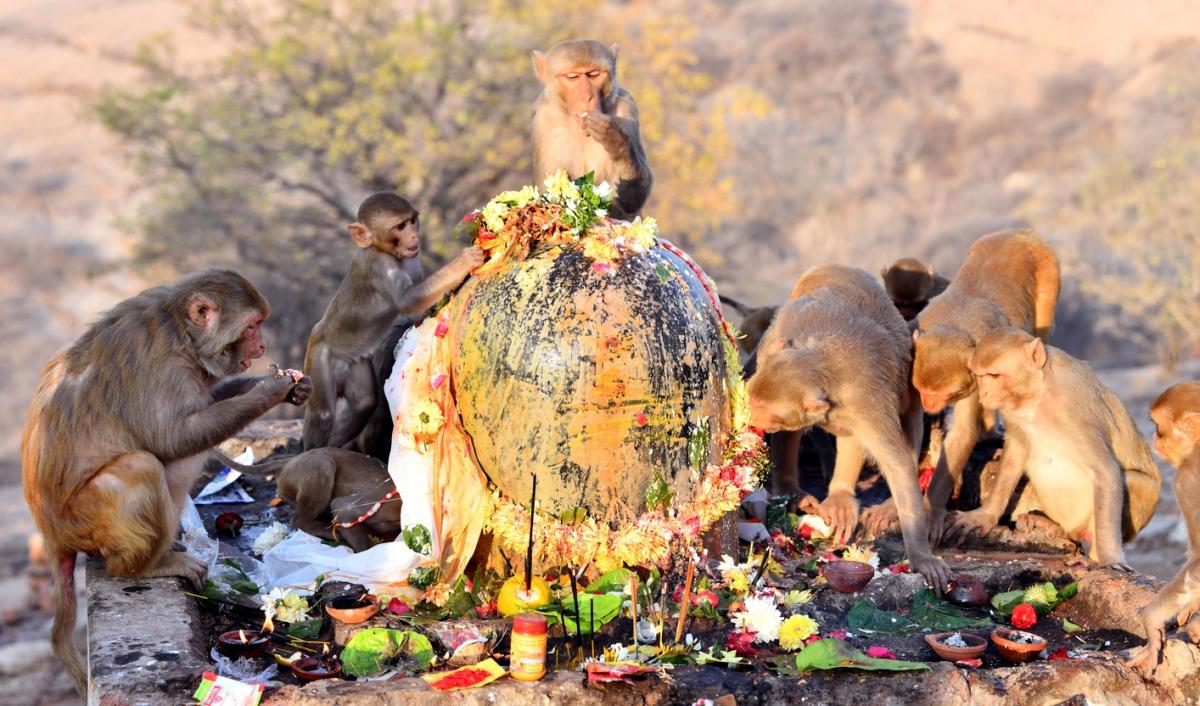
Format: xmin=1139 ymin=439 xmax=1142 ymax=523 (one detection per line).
xmin=21 ymin=270 xmax=311 ymax=696
xmin=911 ymin=229 xmax=1061 ymax=543
xmin=943 ymin=328 xmax=1160 ymax=568
xmin=532 ymin=39 xmax=653 ymax=220
xmin=747 ymin=265 xmax=951 ymax=592
xmin=1127 ymin=381 xmax=1200 ymax=676
xmin=302 ymin=193 xmax=484 ymax=451
xmin=880 ymin=257 xmax=949 ymax=323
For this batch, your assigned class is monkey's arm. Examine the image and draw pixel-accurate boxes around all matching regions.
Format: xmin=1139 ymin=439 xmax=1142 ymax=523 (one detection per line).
xmin=944 ymin=425 xmax=1028 ymax=543
xmin=924 ymin=395 xmax=982 ymax=521
xmin=1129 ymin=561 xmax=1200 ymax=675
xmin=391 ymin=251 xmax=480 ymax=316
xmin=1090 ymin=448 xmax=1131 ymax=568
xmin=821 ymin=434 xmax=866 ymax=544
xmin=146 ymin=374 xmax=293 ymax=461
xmin=211 ymin=375 xmax=261 ymax=400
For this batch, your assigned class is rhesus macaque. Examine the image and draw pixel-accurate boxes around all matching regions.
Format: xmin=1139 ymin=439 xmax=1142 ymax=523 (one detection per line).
xmin=353 ymin=317 xmax=418 ymax=460
xmin=21 ymin=270 xmax=311 ymax=696
xmin=944 ymin=329 xmax=1160 ymax=568
xmin=880 ymin=257 xmax=949 ymax=322
xmin=302 ymin=193 xmax=484 ymax=451
xmin=1129 ymin=382 xmax=1200 ymax=676
xmin=226 ymin=448 xmax=401 ymax=552
xmin=718 ymin=294 xmax=778 ymax=360
xmin=747 ymin=265 xmax=951 ymax=591
xmin=532 ymin=39 xmax=653 ymax=220
xmin=912 ymin=229 xmax=1060 ymax=542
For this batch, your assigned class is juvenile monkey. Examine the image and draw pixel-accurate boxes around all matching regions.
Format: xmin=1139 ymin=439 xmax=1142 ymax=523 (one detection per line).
xmin=1128 ymin=382 xmax=1200 ymax=676
xmin=302 ymin=193 xmax=483 ymax=450
xmin=945 ymin=329 xmax=1160 ymax=568
xmin=912 ymin=229 xmax=1060 ymax=541
xmin=718 ymin=294 xmax=778 ymax=359
xmin=21 ymin=270 xmax=310 ymax=696
xmin=880 ymin=257 xmax=949 ymax=322
xmin=747 ymin=265 xmax=951 ymax=591
xmin=532 ymin=39 xmax=653 ymax=220
xmin=224 ymin=448 xmax=401 ymax=552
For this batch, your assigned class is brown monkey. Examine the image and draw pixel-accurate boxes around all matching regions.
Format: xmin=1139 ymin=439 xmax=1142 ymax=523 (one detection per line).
xmin=21 ymin=270 xmax=310 ymax=696
xmin=532 ymin=39 xmax=653 ymax=220
xmin=718 ymin=294 xmax=778 ymax=359
xmin=1129 ymin=382 xmax=1200 ymax=676
xmin=944 ymin=329 xmax=1160 ymax=568
xmin=302 ymin=193 xmax=483 ymax=451
xmin=880 ymin=257 xmax=949 ymax=322
xmin=225 ymin=448 xmax=401 ymax=552
xmin=747 ymin=265 xmax=951 ymax=591
xmin=352 ymin=317 xmax=419 ymax=460
xmin=912 ymin=229 xmax=1060 ymax=542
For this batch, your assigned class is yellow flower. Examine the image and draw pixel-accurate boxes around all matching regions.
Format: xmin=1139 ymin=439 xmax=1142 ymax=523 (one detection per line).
xmin=622 ymin=216 xmax=659 ymax=249
xmin=779 ymin=614 xmax=819 ymax=650
xmin=412 ymin=399 xmax=445 ymax=435
xmin=780 ymin=589 xmax=814 ymax=608
xmin=543 ymin=169 xmax=580 ymax=203
xmin=841 ymin=544 xmax=879 ymax=568
xmin=481 ymin=200 xmax=510 ymax=233
xmin=583 ymin=237 xmax=620 ymax=266
xmin=723 ymin=568 xmax=749 ymax=594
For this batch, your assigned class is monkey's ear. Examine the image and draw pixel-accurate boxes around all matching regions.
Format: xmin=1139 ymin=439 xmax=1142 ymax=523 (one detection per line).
xmin=1025 ymin=337 xmax=1047 ymax=369
xmin=1180 ymin=411 xmax=1200 ymax=440
xmin=186 ymin=293 xmax=219 ymax=329
xmin=609 ymin=43 xmax=620 ymax=62
xmin=912 ymin=328 xmax=922 ymax=344
xmin=347 ymin=223 xmax=374 ymax=249
xmin=879 ymin=266 xmax=888 ymax=280
xmin=802 ymin=396 xmax=830 ymax=415
xmin=531 ymin=50 xmax=547 ymax=82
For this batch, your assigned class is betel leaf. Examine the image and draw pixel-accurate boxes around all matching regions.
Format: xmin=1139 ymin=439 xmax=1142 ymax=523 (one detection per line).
xmin=538 ymin=593 xmax=623 ymax=635
xmin=402 ymin=524 xmax=433 ymax=555
xmin=286 ymin=618 xmax=322 ymax=640
xmin=586 ymin=567 xmax=634 ymax=594
xmin=341 ymin=628 xmax=433 ymax=677
xmin=906 ymin=589 xmax=993 ymax=631
xmin=847 ymin=601 xmax=920 ymax=635
xmin=795 ymin=639 xmax=930 ymax=673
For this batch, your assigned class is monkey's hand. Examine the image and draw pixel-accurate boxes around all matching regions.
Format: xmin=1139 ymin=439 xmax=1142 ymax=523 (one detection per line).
xmin=286 ymin=375 xmax=313 ymax=406
xmin=581 ymin=112 xmax=631 ymax=158
xmin=910 ymin=553 xmax=952 ymax=597
xmin=817 ymin=490 xmax=859 ymax=545
xmin=1184 ymin=613 xmax=1200 ymax=644
xmin=927 ymin=505 xmax=948 ymax=548
xmin=942 ymin=508 xmax=999 ymax=546
xmin=1127 ymin=615 xmax=1166 ymax=678
xmin=789 ymin=493 xmax=821 ymax=516
xmin=457 ymin=246 xmax=486 ymax=273
xmin=254 ymin=373 xmax=296 ymax=406
xmin=861 ymin=499 xmax=899 ymax=539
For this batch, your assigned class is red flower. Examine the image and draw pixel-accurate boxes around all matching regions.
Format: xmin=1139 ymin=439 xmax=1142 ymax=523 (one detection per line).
xmin=918 ymin=465 xmax=935 ymax=493
xmin=386 ymin=597 xmax=411 ymax=616
xmin=434 ymin=315 xmax=450 ymax=338
xmin=798 ymin=524 xmax=814 ymax=541
xmin=888 ymin=561 xmax=911 ymax=574
xmin=865 ymin=646 xmax=896 ymax=659
xmin=725 ymin=629 xmax=758 ymax=656
xmin=691 ymin=589 xmax=719 ymax=608
xmin=748 ymin=426 xmax=765 ymax=438
xmin=1011 ymin=603 xmax=1038 ymax=630
xmin=1048 ymin=647 xmax=1070 ymax=661
xmin=825 ymin=630 xmax=847 ymax=640
xmin=474 ymin=600 xmax=497 ymax=619
xmin=683 ymin=516 xmax=701 ymax=536
xmin=636 ymin=412 xmax=648 ymax=426
xmin=460 ymin=212 xmax=477 ymax=223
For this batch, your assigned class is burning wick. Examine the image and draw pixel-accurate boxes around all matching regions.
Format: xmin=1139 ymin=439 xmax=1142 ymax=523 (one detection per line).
xmin=238 ymin=629 xmax=248 ymax=644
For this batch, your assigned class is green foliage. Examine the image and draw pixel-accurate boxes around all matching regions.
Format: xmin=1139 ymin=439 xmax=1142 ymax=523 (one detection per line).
xmin=794 ymin=639 xmax=930 ymax=673
xmin=848 ymin=590 xmax=992 ymax=635
xmin=95 ymin=0 xmax=743 ymax=358
xmin=402 ymin=524 xmax=433 ymax=555
xmin=991 ymin=581 xmax=1077 ymax=617
xmin=340 ymin=628 xmax=433 ymax=677
xmin=538 ymin=592 xmax=622 ymax=634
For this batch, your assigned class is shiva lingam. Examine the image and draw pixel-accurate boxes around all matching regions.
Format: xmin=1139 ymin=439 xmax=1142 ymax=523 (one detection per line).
xmin=290 ymin=644 xmax=342 ymax=682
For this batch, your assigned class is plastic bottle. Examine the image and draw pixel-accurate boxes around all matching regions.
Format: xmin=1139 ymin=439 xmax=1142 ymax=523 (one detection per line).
xmin=510 ymin=612 xmax=548 ymax=681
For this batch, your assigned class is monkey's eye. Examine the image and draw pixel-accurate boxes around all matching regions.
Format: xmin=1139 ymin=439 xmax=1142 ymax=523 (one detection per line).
xmin=587 ymin=70 xmax=602 ymax=78
xmin=564 ymin=72 xmax=580 ymax=80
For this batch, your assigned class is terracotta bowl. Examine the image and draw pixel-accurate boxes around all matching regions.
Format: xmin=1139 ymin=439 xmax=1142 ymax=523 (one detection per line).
xmin=925 ymin=631 xmax=987 ymax=661
xmin=990 ymin=627 xmax=1047 ymax=662
xmin=216 ymin=630 xmax=270 ymax=659
xmin=290 ymin=656 xmax=342 ymax=682
xmin=325 ymin=593 xmax=380 ymax=624
xmin=824 ymin=560 xmax=874 ymax=592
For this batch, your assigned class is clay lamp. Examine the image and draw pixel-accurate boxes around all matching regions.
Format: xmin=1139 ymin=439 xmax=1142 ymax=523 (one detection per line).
xmin=823 ymin=560 xmax=874 ymax=592
xmin=290 ymin=644 xmax=342 ymax=682
xmin=946 ymin=575 xmax=989 ymax=607
xmin=990 ymin=627 xmax=1047 ymax=663
xmin=216 ymin=628 xmax=270 ymax=659
xmin=325 ymin=593 xmax=380 ymax=624
xmin=925 ymin=631 xmax=987 ymax=661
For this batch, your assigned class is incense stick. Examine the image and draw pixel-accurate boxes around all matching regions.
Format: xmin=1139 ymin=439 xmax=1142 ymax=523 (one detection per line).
xmin=674 ymin=559 xmax=695 ymax=644
xmin=525 ymin=475 xmax=537 ymax=593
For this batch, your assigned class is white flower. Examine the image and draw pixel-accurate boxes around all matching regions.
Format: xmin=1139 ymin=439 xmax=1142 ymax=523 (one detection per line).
xmin=481 ymin=200 xmax=510 ymax=233
xmin=261 ymin=587 xmax=309 ymax=624
xmin=732 ymin=594 xmax=784 ymax=643
xmin=796 ymin=514 xmax=833 ymax=540
xmin=251 ymin=522 xmax=291 ymax=556
xmin=636 ymin=619 xmax=659 ymax=642
xmin=595 ymin=181 xmax=614 ymax=200
xmin=716 ymin=554 xmax=746 ymax=574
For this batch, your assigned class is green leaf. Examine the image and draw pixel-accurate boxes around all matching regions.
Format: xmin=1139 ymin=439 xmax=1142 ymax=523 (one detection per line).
xmin=558 ymin=507 xmax=588 ymax=525
xmin=402 ymin=524 xmax=432 ymax=554
xmin=407 ymin=565 xmax=440 ymax=590
xmin=688 ymin=418 xmax=711 ymax=471
xmin=847 ymin=601 xmax=921 ymax=635
xmin=231 ymin=579 xmax=261 ymax=595
xmin=286 ymin=618 xmax=322 ymax=639
xmin=341 ymin=628 xmax=433 ymax=678
xmin=538 ymin=593 xmax=622 ymax=635
xmin=586 ymin=568 xmax=634 ymax=594
xmin=443 ymin=576 xmax=476 ymax=618
xmin=795 ymin=639 xmax=930 ymax=672
xmin=644 ymin=470 xmax=675 ymax=513
xmin=991 ymin=589 xmax=1026 ymax=616
xmin=906 ymin=589 xmax=993 ymax=631
xmin=1060 ymin=582 xmax=1079 ymax=600
xmin=1062 ymin=618 xmax=1083 ymax=633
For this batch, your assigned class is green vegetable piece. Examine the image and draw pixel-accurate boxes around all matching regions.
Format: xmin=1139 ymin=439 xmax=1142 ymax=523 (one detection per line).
xmin=795 ymin=639 xmax=930 ymax=672
xmin=341 ymin=628 xmax=433 ymax=677
xmin=1062 ymin=618 xmax=1083 ymax=633
xmin=286 ymin=618 xmax=322 ymax=639
xmin=990 ymin=589 xmax=1026 ymax=616
xmin=402 ymin=524 xmax=433 ymax=555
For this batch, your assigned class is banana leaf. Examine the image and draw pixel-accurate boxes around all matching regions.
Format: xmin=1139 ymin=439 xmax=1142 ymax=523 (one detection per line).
xmin=847 ymin=601 xmax=920 ymax=635
xmin=795 ymin=639 xmax=930 ymax=672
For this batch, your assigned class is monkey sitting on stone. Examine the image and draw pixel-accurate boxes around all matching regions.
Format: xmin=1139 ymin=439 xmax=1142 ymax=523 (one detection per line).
xmin=302 ymin=192 xmax=484 ymax=451
xmin=224 ymin=448 xmax=401 ymax=552
xmin=1128 ymin=382 xmax=1200 ymax=677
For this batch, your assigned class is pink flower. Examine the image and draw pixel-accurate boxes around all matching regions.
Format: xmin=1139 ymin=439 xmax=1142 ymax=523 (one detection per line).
xmin=866 ymin=646 xmax=896 ymax=660
xmin=692 ymin=589 xmax=719 ymax=608
xmin=386 ymin=597 xmax=410 ymax=616
xmin=474 ymin=600 xmax=497 ymax=619
xmin=592 ymin=261 xmax=613 ymax=275
xmin=683 ymin=516 xmax=701 ymax=536
xmin=636 ymin=412 xmax=648 ymax=426
xmin=725 ymin=629 xmax=758 ymax=656
xmin=434 ymin=315 xmax=450 ymax=338
xmin=430 ymin=373 xmax=447 ymax=390
xmin=888 ymin=561 xmax=911 ymax=574
xmin=825 ymin=630 xmax=847 ymax=640
xmin=460 ymin=212 xmax=477 ymax=223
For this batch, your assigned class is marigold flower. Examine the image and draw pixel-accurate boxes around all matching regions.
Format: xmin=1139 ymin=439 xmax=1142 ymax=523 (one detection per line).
xmin=411 ymin=399 xmax=445 ymax=435
xmin=779 ymin=614 xmax=819 ymax=650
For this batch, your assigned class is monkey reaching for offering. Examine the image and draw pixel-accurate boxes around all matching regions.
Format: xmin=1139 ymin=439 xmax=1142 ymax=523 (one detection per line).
xmin=532 ymin=39 xmax=653 ymax=220
xmin=911 ymin=229 xmax=1060 ymax=541
xmin=1128 ymin=382 xmax=1200 ymax=676
xmin=21 ymin=270 xmax=311 ymax=696
xmin=944 ymin=329 xmax=1160 ymax=568
xmin=880 ymin=257 xmax=949 ymax=322
xmin=747 ymin=265 xmax=951 ymax=591
xmin=302 ymin=193 xmax=484 ymax=451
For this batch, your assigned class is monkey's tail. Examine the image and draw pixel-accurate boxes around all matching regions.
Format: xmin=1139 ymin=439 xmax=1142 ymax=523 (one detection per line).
xmin=51 ymin=547 xmax=87 ymax=697
xmin=209 ymin=450 xmax=292 ymax=477
xmin=718 ymin=294 xmax=752 ymax=317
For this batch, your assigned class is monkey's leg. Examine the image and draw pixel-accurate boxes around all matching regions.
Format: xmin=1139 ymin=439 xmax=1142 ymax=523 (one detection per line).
xmin=925 ymin=395 xmax=983 ymax=516
xmin=945 ymin=429 xmax=1029 ymax=546
xmin=769 ymin=431 xmax=803 ymax=496
xmin=820 ymin=435 xmax=865 ymax=544
xmin=326 ymin=359 xmax=378 ymax=450
xmin=302 ymin=347 xmax=342 ymax=450
xmin=1089 ymin=457 xmax=1132 ymax=570
xmin=1129 ymin=565 xmax=1200 ymax=675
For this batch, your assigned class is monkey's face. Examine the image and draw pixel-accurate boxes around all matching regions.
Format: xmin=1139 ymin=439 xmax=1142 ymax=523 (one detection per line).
xmin=1150 ymin=408 xmax=1195 ymax=467
xmin=230 ymin=313 xmax=267 ymax=373
xmin=548 ymin=51 xmax=614 ymax=123
xmin=912 ymin=330 xmax=975 ymax=413
xmin=746 ymin=353 xmax=830 ymax=433
xmin=373 ymin=211 xmax=421 ymax=260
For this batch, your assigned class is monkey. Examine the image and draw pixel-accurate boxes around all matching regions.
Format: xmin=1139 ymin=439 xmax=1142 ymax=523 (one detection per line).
xmin=353 ymin=317 xmax=419 ymax=461
xmin=302 ymin=193 xmax=484 ymax=451
xmin=222 ymin=448 xmax=401 ymax=552
xmin=718 ymin=294 xmax=778 ymax=360
xmin=880 ymin=257 xmax=949 ymax=323
xmin=910 ymin=229 xmax=1060 ymax=543
xmin=943 ymin=328 xmax=1160 ymax=569
xmin=21 ymin=270 xmax=311 ymax=696
xmin=747 ymin=265 xmax=951 ymax=592
xmin=1128 ymin=381 xmax=1200 ymax=676
xmin=532 ymin=39 xmax=653 ymax=220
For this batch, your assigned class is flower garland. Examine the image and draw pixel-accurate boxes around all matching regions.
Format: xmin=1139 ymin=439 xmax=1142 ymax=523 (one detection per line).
xmin=450 ymin=171 xmax=768 ymax=573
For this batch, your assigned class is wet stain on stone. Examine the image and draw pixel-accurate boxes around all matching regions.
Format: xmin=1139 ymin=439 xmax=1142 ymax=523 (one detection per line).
xmin=122 ymin=585 xmax=152 ymax=594
xmin=113 ymin=652 xmax=142 ymax=666
xmin=153 ymin=652 xmax=180 ymax=662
